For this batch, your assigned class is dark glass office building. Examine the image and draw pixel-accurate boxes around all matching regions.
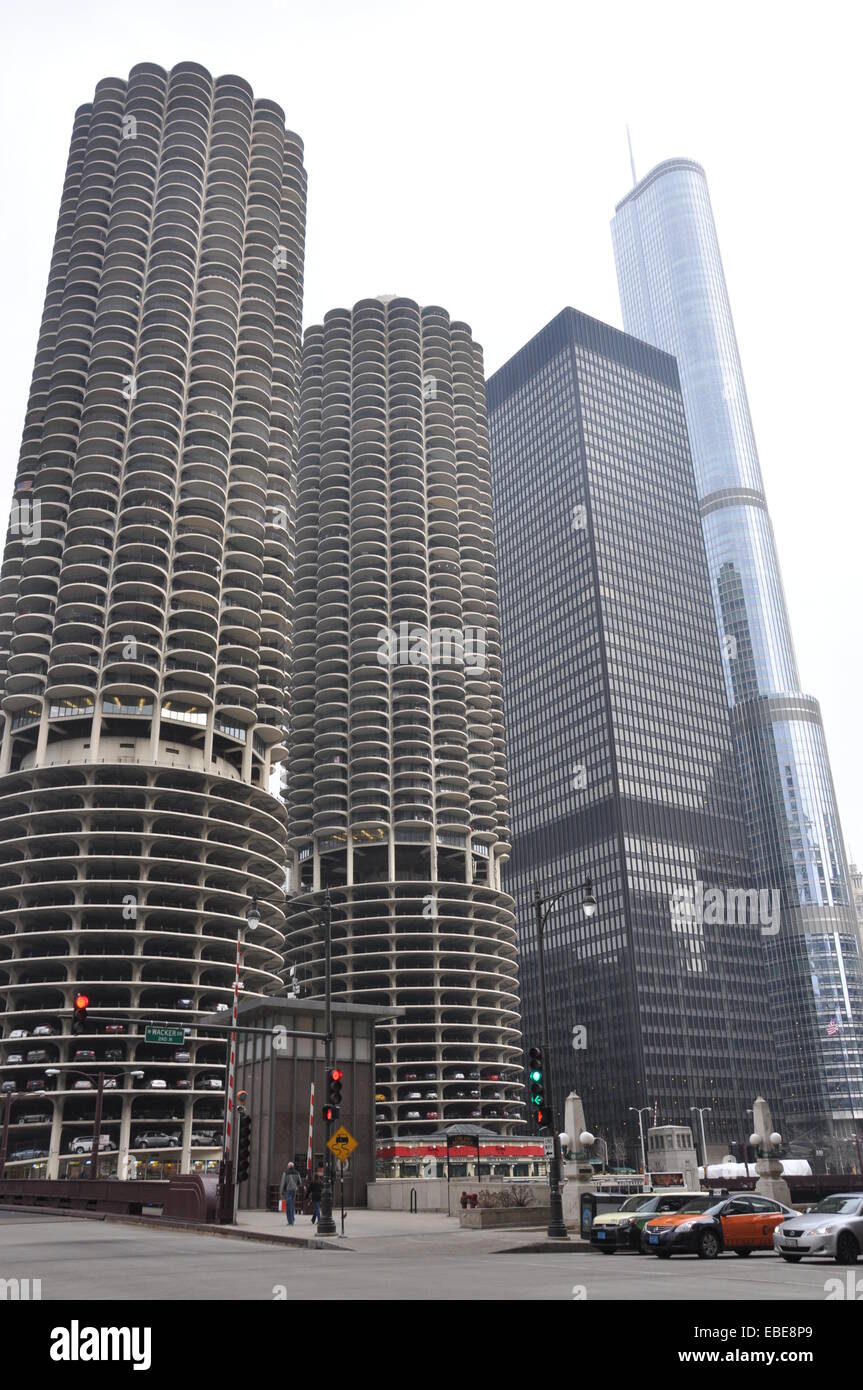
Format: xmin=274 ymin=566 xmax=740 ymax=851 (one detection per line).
xmin=486 ymin=308 xmax=779 ymax=1162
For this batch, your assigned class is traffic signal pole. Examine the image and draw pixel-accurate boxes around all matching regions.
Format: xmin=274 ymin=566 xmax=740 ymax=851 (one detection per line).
xmin=317 ymin=888 xmax=337 ymax=1236
xmin=0 ymin=1089 xmax=12 ymax=1180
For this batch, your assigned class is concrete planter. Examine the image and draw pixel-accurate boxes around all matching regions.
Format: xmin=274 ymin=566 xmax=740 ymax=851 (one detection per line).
xmin=459 ymin=1206 xmax=547 ymax=1229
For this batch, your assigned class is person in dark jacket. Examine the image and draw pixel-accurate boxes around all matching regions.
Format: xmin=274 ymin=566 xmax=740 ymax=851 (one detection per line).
xmin=279 ymin=1162 xmax=301 ymax=1225
xmin=308 ymin=1167 xmax=324 ymax=1224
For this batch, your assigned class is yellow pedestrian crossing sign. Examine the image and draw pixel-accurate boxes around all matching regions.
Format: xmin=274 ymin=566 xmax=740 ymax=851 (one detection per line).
xmin=327 ymin=1125 xmax=358 ymax=1159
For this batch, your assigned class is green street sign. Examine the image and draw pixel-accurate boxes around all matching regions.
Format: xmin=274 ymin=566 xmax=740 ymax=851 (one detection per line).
xmin=145 ymin=1025 xmax=186 ymax=1046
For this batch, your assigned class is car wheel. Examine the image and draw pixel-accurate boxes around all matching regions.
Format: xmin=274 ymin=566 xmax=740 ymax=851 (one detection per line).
xmin=781 ymin=1254 xmax=803 ymax=1263
xmin=600 ymin=1246 xmax=616 ymax=1255
xmin=697 ymin=1231 xmax=721 ymax=1259
xmin=656 ymin=1250 xmax=672 ymax=1259
xmin=734 ymin=1249 xmax=752 ymax=1257
xmin=835 ymin=1231 xmax=859 ymax=1265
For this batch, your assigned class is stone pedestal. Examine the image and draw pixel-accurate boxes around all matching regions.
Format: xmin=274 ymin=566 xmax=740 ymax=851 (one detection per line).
xmin=751 ymin=1097 xmax=791 ymax=1205
xmin=562 ymin=1091 xmax=595 ymax=1230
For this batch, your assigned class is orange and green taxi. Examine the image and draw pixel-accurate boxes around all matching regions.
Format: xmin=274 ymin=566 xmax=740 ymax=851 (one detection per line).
xmin=590 ymin=1191 xmax=704 ymax=1253
xmin=642 ymin=1193 xmax=795 ymax=1259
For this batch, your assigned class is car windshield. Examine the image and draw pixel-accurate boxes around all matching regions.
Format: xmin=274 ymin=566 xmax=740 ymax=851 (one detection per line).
xmin=675 ymin=1197 xmax=717 ymax=1214
xmin=812 ymin=1196 xmax=863 ymax=1215
xmin=619 ymin=1196 xmax=652 ymax=1213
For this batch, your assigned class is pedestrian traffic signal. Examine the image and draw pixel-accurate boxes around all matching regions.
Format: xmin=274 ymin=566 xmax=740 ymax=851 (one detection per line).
xmin=324 ymin=1067 xmax=343 ymax=1122
xmin=72 ymin=993 xmax=89 ymax=1036
xmin=236 ymin=1110 xmax=252 ymax=1184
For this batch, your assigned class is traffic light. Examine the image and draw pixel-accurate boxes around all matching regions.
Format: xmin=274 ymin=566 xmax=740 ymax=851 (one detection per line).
xmin=528 ymin=1046 xmax=551 ymax=1132
xmin=236 ymin=1110 xmax=252 ymax=1183
xmin=72 ymin=993 xmax=89 ymax=1036
xmin=323 ymin=1067 xmax=343 ymax=1123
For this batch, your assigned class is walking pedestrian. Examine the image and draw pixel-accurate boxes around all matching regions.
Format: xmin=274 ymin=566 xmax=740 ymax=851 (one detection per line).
xmin=279 ymin=1161 xmax=301 ymax=1226
xmin=308 ymin=1166 xmax=324 ymax=1224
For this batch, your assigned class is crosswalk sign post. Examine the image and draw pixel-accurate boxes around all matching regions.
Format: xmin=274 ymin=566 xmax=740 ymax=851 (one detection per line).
xmin=326 ymin=1127 xmax=357 ymax=1237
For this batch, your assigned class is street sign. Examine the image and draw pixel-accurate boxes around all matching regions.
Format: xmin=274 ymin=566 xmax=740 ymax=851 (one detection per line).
xmin=145 ymin=1025 xmax=186 ymax=1046
xmin=327 ymin=1124 xmax=358 ymax=1160
xmin=543 ymin=1138 xmax=555 ymax=1158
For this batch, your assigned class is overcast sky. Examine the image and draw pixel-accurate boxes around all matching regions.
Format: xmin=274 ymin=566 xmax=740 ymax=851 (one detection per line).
xmin=2 ymin=0 xmax=860 ymax=859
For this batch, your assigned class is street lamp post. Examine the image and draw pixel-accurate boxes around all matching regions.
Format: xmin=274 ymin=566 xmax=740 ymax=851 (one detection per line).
xmin=280 ymin=888 xmax=338 ymax=1236
xmin=317 ymin=888 xmax=337 ymax=1236
xmin=629 ymin=1106 xmax=651 ymax=1176
xmin=690 ymin=1105 xmax=712 ymax=1177
xmin=90 ymin=1071 xmax=105 ymax=1178
xmin=532 ymin=875 xmax=596 ymax=1241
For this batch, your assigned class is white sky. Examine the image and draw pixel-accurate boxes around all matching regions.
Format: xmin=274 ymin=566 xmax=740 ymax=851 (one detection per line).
xmin=2 ymin=0 xmax=861 ymax=858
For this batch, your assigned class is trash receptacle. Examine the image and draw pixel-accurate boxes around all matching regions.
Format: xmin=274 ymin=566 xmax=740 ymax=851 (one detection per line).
xmin=580 ymin=1191 xmax=596 ymax=1238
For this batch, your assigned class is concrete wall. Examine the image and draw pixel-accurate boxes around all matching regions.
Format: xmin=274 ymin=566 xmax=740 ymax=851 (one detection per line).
xmin=367 ymin=1178 xmax=550 ymax=1216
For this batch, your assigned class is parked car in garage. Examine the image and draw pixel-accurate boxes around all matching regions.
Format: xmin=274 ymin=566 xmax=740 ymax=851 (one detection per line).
xmin=69 ymin=1134 xmax=114 ymax=1154
xmin=135 ymin=1131 xmax=181 ymax=1149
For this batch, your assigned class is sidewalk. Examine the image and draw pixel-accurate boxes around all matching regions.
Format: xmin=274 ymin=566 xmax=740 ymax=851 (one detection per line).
xmin=235 ymin=1207 xmax=464 ymax=1245
xmin=230 ymin=1207 xmax=588 ymax=1255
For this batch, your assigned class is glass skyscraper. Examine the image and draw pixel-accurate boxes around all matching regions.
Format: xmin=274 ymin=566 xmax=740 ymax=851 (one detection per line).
xmin=487 ymin=308 xmax=778 ymax=1161
xmin=612 ymin=159 xmax=863 ymax=1153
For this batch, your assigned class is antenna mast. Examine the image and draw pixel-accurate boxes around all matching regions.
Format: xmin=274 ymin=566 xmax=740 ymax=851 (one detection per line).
xmin=626 ymin=125 xmax=637 ymax=185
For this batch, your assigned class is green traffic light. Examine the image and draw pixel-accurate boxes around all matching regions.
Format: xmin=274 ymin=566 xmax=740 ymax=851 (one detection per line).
xmin=528 ymin=1067 xmax=542 ymax=1082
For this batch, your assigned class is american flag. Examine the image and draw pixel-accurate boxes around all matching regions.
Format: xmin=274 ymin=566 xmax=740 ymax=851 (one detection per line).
xmin=827 ymin=1011 xmax=842 ymax=1037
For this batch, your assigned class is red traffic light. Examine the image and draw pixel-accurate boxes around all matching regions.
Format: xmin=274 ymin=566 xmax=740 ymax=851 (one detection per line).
xmin=329 ymin=1068 xmax=343 ymax=1082
xmin=74 ymin=993 xmax=89 ymax=1010
xmin=323 ymin=1104 xmax=337 ymax=1122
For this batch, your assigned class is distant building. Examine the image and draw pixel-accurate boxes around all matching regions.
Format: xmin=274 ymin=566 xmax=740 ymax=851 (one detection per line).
xmin=850 ymin=859 xmax=863 ymax=947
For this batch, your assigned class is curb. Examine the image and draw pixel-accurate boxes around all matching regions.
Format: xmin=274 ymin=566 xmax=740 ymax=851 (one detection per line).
xmin=0 ymin=1202 xmax=347 ymax=1251
xmin=496 ymin=1238 xmax=592 ymax=1254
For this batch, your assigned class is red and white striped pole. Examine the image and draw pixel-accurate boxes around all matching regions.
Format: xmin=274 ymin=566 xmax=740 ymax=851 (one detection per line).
xmin=307 ymin=1081 xmax=315 ymax=1178
xmin=225 ymin=924 xmax=243 ymax=1160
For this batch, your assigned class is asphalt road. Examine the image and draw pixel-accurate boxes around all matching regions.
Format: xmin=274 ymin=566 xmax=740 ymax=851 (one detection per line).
xmin=0 ymin=1210 xmax=852 ymax=1300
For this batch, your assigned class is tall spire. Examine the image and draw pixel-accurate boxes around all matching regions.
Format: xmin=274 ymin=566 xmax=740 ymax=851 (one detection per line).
xmin=626 ymin=125 xmax=637 ymax=185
